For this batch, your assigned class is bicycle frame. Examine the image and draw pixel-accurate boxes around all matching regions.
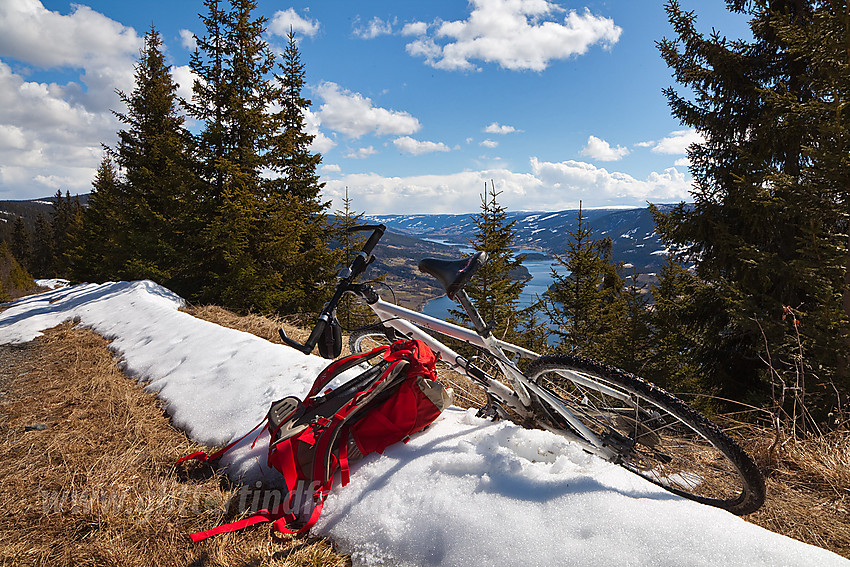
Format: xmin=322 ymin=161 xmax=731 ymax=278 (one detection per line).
xmin=280 ymin=223 xmax=625 ymax=460
xmin=361 ymin=293 xmax=622 ymax=460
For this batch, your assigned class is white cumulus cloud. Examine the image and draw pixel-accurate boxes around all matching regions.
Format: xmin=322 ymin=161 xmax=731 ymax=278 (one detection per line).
xmin=268 ymin=8 xmax=320 ymax=38
xmin=0 ymin=0 xmax=141 ymax=71
xmin=315 ymin=81 xmax=420 ymax=139
xmin=171 ymin=65 xmax=198 ymax=106
xmin=0 ymin=1 xmax=143 ymax=198
xmin=530 ymin=157 xmax=690 ymax=204
xmin=179 ymin=29 xmax=197 ymax=51
xmin=649 ymin=129 xmax=705 ymax=154
xmin=320 ymin=159 xmax=692 ymax=215
xmin=406 ymin=0 xmax=622 ymax=71
xmin=580 ymin=135 xmax=629 ymax=161
xmin=302 ymin=107 xmax=336 ymax=154
xmin=401 ymin=21 xmax=429 ymax=36
xmin=345 ymin=146 xmax=378 ymax=159
xmin=484 ymin=122 xmax=519 ymax=134
xmin=393 ymin=136 xmax=451 ymax=155
xmin=353 ymin=16 xmax=394 ymax=39
xmin=323 ymin=169 xmax=542 ymax=215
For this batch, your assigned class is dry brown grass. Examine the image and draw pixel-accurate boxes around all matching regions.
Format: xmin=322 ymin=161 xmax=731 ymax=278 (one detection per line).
xmin=0 ymin=322 xmax=349 ymax=567
xmin=744 ymin=429 xmax=850 ymax=558
xmin=182 ymin=304 xmax=311 ymax=346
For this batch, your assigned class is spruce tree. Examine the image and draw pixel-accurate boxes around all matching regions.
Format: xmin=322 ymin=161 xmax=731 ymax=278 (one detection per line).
xmin=73 ymin=156 xmax=125 ymax=282
xmin=646 ymin=255 xmax=707 ymax=398
xmin=50 ymin=191 xmax=83 ymax=279
xmin=30 ymin=213 xmax=54 ymax=277
xmin=264 ymin=29 xmax=338 ymax=314
xmin=546 ymin=204 xmax=610 ymax=356
xmin=11 ymin=217 xmax=29 ymax=272
xmin=656 ymin=0 xmax=850 ymax=418
xmin=451 ymin=182 xmax=537 ymax=347
xmin=188 ymin=0 xmax=289 ymax=311
xmin=113 ymin=26 xmax=197 ymax=289
xmin=600 ymin=267 xmax=652 ymax=375
xmin=187 ymin=0 xmax=229 ymax=203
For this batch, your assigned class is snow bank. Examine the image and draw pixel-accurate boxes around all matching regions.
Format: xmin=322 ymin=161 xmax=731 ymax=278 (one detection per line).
xmin=1 ymin=281 xmax=848 ymax=567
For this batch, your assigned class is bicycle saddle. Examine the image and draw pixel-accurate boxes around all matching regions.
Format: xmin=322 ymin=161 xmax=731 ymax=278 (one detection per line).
xmin=418 ymin=251 xmax=488 ymax=299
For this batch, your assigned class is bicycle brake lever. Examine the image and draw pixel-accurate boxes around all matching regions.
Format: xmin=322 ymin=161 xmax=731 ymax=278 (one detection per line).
xmin=278 ymin=328 xmax=312 ymax=354
xmin=279 ymin=313 xmax=330 ymax=355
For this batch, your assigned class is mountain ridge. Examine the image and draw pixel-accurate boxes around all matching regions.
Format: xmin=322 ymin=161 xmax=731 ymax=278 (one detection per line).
xmin=365 ymin=204 xmax=679 ymax=273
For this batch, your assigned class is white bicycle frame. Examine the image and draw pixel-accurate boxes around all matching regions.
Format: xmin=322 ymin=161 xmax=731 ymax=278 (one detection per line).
xmin=364 ymin=294 xmax=625 ymax=460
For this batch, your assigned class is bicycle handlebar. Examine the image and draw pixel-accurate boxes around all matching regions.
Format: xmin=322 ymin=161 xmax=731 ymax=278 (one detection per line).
xmin=278 ymin=224 xmax=386 ymax=355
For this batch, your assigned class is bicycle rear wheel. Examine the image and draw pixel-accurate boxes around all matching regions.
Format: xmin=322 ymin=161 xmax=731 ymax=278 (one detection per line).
xmin=349 ymin=324 xmax=487 ymax=408
xmin=526 ymin=354 xmax=765 ymax=515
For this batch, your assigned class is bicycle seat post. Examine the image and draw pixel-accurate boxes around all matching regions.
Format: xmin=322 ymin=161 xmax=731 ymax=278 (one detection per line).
xmin=454 ymin=289 xmax=491 ymax=338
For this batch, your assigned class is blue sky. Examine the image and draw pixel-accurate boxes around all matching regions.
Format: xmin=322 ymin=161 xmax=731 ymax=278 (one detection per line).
xmin=0 ymin=0 xmax=751 ymax=214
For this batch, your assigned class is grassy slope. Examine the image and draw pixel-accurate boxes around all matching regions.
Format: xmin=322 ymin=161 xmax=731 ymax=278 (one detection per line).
xmin=0 ymin=322 xmax=348 ymax=567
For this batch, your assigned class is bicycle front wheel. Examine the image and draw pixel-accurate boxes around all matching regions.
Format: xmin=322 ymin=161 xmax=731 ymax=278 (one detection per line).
xmin=526 ymin=354 xmax=765 ymax=515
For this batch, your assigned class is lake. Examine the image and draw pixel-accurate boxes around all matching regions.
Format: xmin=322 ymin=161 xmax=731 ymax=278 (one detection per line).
xmin=421 ymin=254 xmax=568 ymax=319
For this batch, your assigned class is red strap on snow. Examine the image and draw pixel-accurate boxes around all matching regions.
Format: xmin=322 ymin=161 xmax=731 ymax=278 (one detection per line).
xmin=177 ymin=420 xmax=267 ymax=465
xmin=190 ymin=496 xmax=305 ymax=542
xmin=190 ymin=509 xmax=281 ymax=542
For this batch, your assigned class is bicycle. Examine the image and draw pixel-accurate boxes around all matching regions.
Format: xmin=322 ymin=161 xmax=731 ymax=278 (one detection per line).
xmin=279 ymin=224 xmax=766 ymax=515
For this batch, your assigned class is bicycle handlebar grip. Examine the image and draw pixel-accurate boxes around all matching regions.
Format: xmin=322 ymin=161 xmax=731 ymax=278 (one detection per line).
xmin=361 ymin=224 xmax=386 ymax=256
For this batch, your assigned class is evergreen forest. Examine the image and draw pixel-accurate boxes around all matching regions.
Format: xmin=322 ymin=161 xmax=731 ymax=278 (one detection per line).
xmin=4 ymin=0 xmax=850 ymax=432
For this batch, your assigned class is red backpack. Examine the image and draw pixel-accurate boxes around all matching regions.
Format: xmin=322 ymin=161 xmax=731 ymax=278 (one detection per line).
xmin=180 ymin=339 xmax=451 ymax=541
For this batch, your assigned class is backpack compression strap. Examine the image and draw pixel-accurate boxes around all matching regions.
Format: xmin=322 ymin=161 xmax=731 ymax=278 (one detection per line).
xmin=307 ymin=344 xmax=390 ymax=398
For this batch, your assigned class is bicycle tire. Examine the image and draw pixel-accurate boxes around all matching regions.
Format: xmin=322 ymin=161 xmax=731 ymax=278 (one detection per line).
xmin=525 ymin=354 xmax=765 ymax=515
xmin=349 ymin=324 xmax=488 ymax=408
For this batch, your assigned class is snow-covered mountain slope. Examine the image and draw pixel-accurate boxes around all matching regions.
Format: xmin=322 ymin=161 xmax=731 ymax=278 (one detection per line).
xmin=366 ymin=205 xmax=677 ymax=272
